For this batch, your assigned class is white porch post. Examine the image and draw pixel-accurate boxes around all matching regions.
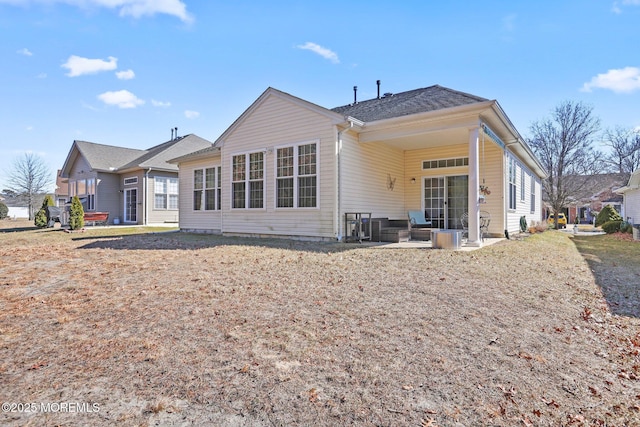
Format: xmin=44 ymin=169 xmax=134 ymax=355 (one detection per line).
xmin=467 ymin=126 xmax=481 ymax=246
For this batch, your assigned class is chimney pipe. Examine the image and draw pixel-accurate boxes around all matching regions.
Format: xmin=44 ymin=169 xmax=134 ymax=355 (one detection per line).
xmin=353 ymin=86 xmax=357 ymax=104
xmin=171 ymin=128 xmax=174 ymax=140
xmin=377 ymin=80 xmax=381 ymax=99
xmin=174 ymin=127 xmax=178 ymax=139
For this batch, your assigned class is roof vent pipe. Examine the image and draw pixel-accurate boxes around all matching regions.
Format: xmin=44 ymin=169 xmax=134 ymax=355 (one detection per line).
xmin=377 ymin=80 xmax=381 ymax=99
xmin=353 ymin=86 xmax=357 ymax=104
xmin=171 ymin=128 xmax=174 ymax=140
xmin=174 ymin=127 xmax=178 ymax=139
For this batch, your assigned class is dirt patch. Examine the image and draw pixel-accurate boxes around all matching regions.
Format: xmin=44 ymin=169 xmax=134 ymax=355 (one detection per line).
xmin=0 ymin=220 xmax=639 ymax=426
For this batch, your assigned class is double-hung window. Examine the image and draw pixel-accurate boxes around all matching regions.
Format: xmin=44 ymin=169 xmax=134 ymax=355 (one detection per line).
xmin=155 ymin=177 xmax=178 ymax=210
xmin=520 ymin=169 xmax=526 ymax=202
xmin=276 ymin=142 xmax=317 ymax=208
xmin=232 ymin=152 xmax=264 ymax=209
xmin=530 ymin=175 xmax=536 ymax=213
xmin=194 ymin=167 xmax=221 ymax=211
xmin=508 ymin=157 xmax=517 ymax=210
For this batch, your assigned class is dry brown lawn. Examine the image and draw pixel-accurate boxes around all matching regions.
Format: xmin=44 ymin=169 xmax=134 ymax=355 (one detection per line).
xmin=0 ymin=220 xmax=639 ymax=426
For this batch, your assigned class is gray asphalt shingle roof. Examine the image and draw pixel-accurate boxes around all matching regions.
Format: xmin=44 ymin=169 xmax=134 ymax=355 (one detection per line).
xmin=330 ymin=85 xmax=488 ymax=122
xmin=74 ymin=140 xmax=144 ymax=172
xmin=74 ymin=134 xmax=213 ymax=172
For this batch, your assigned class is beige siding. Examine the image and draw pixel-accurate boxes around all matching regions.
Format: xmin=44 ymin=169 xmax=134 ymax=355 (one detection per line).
xmin=402 ymin=141 xmax=505 ymax=235
xmin=220 ymin=93 xmax=337 ymax=239
xmin=340 ymin=133 xmax=405 ymax=219
xmin=505 ymin=152 xmax=543 ymax=234
xmin=177 ymin=158 xmax=222 ymax=232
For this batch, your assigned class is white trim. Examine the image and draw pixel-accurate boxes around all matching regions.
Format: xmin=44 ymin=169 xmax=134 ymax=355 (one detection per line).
xmin=273 ymin=139 xmax=320 ymax=210
xmin=124 ymin=176 xmax=138 ymax=185
xmin=153 ymin=176 xmax=179 ymax=211
xmin=124 ymin=188 xmax=137 ymax=223
xmin=193 ymin=166 xmax=222 ymax=212
xmin=229 ymin=150 xmax=267 ymax=210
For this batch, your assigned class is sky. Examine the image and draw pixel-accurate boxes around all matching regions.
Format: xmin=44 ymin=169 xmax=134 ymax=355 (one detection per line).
xmin=1 ymin=0 xmax=639 ymax=192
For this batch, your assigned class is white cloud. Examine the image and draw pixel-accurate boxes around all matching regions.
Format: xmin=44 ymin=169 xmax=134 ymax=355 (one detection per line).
xmin=62 ymin=55 xmax=118 ymax=77
xmin=97 ymin=90 xmax=144 ymax=108
xmin=502 ymin=14 xmax=516 ymax=32
xmin=581 ymin=66 xmax=640 ymax=93
xmin=36 ymin=72 xmax=47 ymax=79
xmin=151 ymin=99 xmax=171 ymax=107
xmin=613 ymin=0 xmax=640 ymax=13
xmin=17 ymin=48 xmax=32 ymax=56
xmin=115 ymin=69 xmax=135 ymax=80
xmin=296 ymin=42 xmax=340 ymax=64
xmin=0 ymin=0 xmax=193 ymax=22
xmin=184 ymin=110 xmax=200 ymax=119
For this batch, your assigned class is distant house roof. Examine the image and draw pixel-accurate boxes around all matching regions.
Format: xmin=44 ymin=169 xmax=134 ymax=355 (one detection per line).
xmin=558 ymin=173 xmax=629 ymax=205
xmin=331 ymin=85 xmax=488 ymax=122
xmin=61 ymin=134 xmax=213 ymax=176
xmin=168 ymin=145 xmax=221 ymax=164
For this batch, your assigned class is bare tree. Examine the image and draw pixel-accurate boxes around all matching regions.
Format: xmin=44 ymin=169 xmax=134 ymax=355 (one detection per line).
xmin=6 ymin=153 xmax=53 ymax=220
xmin=602 ymin=126 xmax=640 ymax=173
xmin=528 ymin=101 xmax=602 ymax=228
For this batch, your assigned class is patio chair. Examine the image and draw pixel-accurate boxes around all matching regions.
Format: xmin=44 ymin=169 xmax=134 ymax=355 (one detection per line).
xmin=460 ymin=212 xmax=469 ymax=240
xmin=480 ymin=210 xmax=491 ymax=241
xmin=460 ymin=211 xmax=491 ymax=242
xmin=408 ymin=210 xmax=432 ymax=241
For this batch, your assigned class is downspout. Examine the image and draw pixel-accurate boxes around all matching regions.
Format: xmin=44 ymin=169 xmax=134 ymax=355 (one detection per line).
xmin=145 ymin=168 xmax=152 ymax=225
xmin=336 ymin=127 xmax=344 ymax=241
xmin=336 ymin=120 xmax=356 ymax=241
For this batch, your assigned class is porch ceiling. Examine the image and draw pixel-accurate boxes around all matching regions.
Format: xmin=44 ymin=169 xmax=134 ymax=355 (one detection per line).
xmin=352 ymin=103 xmax=493 ymax=151
xmin=358 ymin=126 xmax=471 ymax=150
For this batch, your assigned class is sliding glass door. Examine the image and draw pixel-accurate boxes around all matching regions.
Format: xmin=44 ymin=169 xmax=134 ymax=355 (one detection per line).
xmin=423 ymin=175 xmax=468 ymax=229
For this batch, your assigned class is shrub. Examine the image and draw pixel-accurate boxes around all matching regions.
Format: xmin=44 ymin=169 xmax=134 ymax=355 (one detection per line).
xmin=519 ymin=216 xmax=528 ymax=233
xmin=530 ymin=220 xmax=547 ymax=233
xmin=34 ymin=195 xmax=55 ymax=228
xmin=0 ymin=202 xmax=8 ymax=220
xmin=595 ymin=204 xmax=622 ymax=227
xmin=69 ymin=196 xmax=84 ymax=230
xmin=620 ymin=221 xmax=633 ymax=234
xmin=601 ymin=220 xmax=622 ymax=234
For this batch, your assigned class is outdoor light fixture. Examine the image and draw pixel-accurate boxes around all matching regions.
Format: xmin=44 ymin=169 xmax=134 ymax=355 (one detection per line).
xmin=410 ymin=178 xmax=416 ymax=184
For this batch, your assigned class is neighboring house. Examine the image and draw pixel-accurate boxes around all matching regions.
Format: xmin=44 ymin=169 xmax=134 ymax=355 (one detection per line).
xmin=552 ymin=173 xmax=629 ymax=224
xmin=60 ymin=134 xmax=213 ymax=225
xmin=54 ymin=169 xmax=68 ymax=207
xmin=616 ymin=169 xmax=640 ymax=225
xmin=170 ymin=85 xmax=546 ymax=245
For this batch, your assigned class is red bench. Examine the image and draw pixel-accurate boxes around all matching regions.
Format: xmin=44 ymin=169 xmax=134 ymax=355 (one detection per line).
xmin=83 ymin=212 xmax=109 ymax=226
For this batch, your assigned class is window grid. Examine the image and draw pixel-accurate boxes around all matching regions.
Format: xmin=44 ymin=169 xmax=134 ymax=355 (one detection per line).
xmin=232 ymin=153 xmax=264 ymax=209
xmin=155 ymin=177 xmax=178 ymax=210
xmin=508 ymin=158 xmax=516 ymax=210
xmin=530 ymin=175 xmax=536 ymax=214
xmin=422 ymin=157 xmax=469 ymax=170
xmin=276 ymin=143 xmax=317 ymax=208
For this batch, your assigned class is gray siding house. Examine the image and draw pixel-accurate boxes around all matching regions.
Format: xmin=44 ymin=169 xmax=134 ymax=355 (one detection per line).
xmin=60 ymin=134 xmax=213 ymax=225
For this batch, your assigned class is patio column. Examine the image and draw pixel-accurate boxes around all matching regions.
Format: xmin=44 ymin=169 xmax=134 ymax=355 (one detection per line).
xmin=467 ymin=126 xmax=481 ymax=246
